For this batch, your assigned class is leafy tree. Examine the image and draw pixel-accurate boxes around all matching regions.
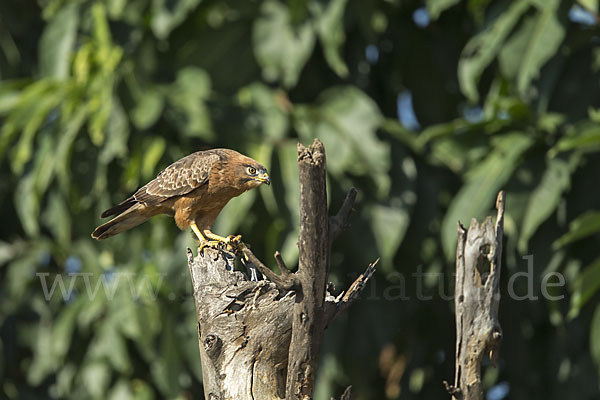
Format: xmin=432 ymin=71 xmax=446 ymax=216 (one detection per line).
xmin=0 ymin=0 xmax=599 ymax=398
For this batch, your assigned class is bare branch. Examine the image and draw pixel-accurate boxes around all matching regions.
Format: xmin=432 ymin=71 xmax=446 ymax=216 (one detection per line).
xmin=332 ymin=385 xmax=354 ymax=400
xmin=274 ymin=250 xmax=292 ymax=277
xmin=323 ymin=259 xmax=378 ymax=326
xmin=240 ymin=245 xmax=297 ymax=291
xmin=329 ymin=187 xmax=357 ymax=244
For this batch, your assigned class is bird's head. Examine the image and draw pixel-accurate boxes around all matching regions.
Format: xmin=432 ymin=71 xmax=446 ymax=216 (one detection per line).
xmin=236 ymin=160 xmax=270 ymax=189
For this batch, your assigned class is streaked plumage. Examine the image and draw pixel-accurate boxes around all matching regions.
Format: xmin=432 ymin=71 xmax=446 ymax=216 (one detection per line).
xmin=91 ymin=148 xmax=270 ymax=243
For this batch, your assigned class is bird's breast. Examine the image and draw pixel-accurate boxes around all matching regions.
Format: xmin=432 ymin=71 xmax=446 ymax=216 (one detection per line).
xmin=170 ymin=184 xmax=245 ymax=230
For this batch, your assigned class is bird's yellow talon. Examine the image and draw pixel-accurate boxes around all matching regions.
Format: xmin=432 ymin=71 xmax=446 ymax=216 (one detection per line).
xmin=194 ymin=228 xmax=244 ymax=254
xmin=198 ymin=240 xmax=222 ymax=255
xmin=224 ymin=235 xmax=243 ymax=253
xmin=227 ymin=235 xmax=242 ymax=244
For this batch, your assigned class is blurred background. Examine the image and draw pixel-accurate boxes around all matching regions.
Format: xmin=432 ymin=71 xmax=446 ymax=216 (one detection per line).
xmin=0 ymin=0 xmax=599 ymax=399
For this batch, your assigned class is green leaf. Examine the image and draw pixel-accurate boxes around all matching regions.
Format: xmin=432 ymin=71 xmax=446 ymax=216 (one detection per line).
xmin=381 ymin=119 xmax=421 ymax=153
xmin=0 ymin=81 xmax=58 ymax=167
xmin=553 ymin=211 xmax=600 ymax=249
xmin=293 ymin=86 xmax=389 ymax=194
xmin=279 ymin=140 xmax=300 ymax=225
xmin=81 ymin=361 xmax=111 ymax=398
xmin=569 ymin=258 xmax=600 ymax=317
xmin=167 ymin=67 xmax=214 ymax=140
xmin=55 ymin=105 xmax=87 ymax=192
xmin=467 ymin=0 xmax=493 ymax=23
xmin=132 ymin=90 xmax=164 ymax=130
xmin=10 ymin=85 xmax=63 ymax=174
xmin=52 ymin=299 xmax=84 ymax=363
xmin=107 ymin=380 xmax=134 ymax=400
xmin=253 ymin=0 xmax=315 ymax=88
xmin=239 ymin=84 xmax=290 ymax=140
xmin=27 ymin=311 xmax=55 ymax=385
xmin=88 ymin=315 xmax=132 ymax=374
xmin=107 ymin=0 xmax=128 ymax=18
xmin=537 ymin=112 xmax=566 ymax=134
xmin=0 ymin=240 xmax=21 ymax=266
xmin=174 ymin=67 xmax=211 ymax=97
xmin=33 ymin=130 xmax=58 ymax=195
xmin=92 ymin=2 xmax=112 ymax=47
xmin=441 ymin=132 xmax=534 ymax=259
xmin=88 ymin=83 xmax=113 ymax=147
xmin=458 ymin=0 xmax=530 ymax=102
xmin=14 ymin=173 xmax=40 ymax=236
xmin=278 ymin=141 xmax=300 ymax=266
xmin=368 ymin=202 xmax=410 ymax=271
xmin=550 ymin=123 xmax=600 ymax=157
xmin=99 ymin=97 xmax=130 ymax=165
xmin=580 ymin=0 xmax=599 ymax=12
xmin=39 ymin=4 xmax=79 ymax=79
xmin=519 ymin=157 xmax=571 ymax=253
xmin=313 ymin=0 xmax=349 ymax=77
xmin=141 ymin=136 xmax=166 ymax=180
xmin=43 ymin=190 xmax=72 ymax=247
xmin=5 ymin=244 xmax=49 ymax=306
xmin=498 ymin=0 xmax=565 ymax=97
xmin=0 ymin=79 xmax=28 ymax=114
xmin=426 ymin=0 xmax=461 ymax=19
xmin=151 ymin=0 xmax=202 ymax=39
xmin=518 ymin=5 xmax=565 ymax=96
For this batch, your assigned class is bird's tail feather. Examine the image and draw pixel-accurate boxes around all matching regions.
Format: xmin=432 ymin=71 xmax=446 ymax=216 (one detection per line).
xmin=100 ymin=197 xmax=137 ymax=218
xmin=91 ymin=204 xmax=150 ymax=240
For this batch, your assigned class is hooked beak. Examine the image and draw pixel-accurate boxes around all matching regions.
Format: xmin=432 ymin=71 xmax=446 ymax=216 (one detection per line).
xmin=255 ymin=172 xmax=270 ymax=185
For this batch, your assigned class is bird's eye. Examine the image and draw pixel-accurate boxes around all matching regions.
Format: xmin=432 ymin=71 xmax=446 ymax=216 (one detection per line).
xmin=246 ymin=167 xmax=257 ymax=175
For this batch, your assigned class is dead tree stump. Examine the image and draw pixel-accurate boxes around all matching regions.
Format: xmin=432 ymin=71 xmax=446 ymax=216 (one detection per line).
xmin=445 ymin=191 xmax=505 ymax=400
xmin=187 ymin=248 xmax=294 ymax=399
xmin=187 ymin=139 xmax=376 ymax=399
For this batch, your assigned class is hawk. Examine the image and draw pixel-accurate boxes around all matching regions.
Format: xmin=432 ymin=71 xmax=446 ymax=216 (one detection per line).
xmin=91 ymin=148 xmax=270 ymax=250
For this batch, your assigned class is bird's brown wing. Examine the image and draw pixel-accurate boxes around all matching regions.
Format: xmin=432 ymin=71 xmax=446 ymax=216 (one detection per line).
xmin=99 ymin=150 xmax=222 ymax=218
xmin=94 ymin=150 xmax=225 ymax=239
xmin=133 ymin=151 xmax=220 ymax=206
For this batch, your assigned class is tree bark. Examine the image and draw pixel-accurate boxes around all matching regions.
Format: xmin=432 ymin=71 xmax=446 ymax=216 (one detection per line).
xmin=285 ymin=140 xmax=329 ymax=399
xmin=446 ymin=191 xmax=505 ymax=400
xmin=187 ymin=139 xmax=376 ymax=399
xmin=187 ymin=248 xmax=294 ymax=399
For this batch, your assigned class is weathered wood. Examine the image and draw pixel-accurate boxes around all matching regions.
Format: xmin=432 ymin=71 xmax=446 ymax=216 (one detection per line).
xmin=323 ymin=259 xmax=378 ymax=327
xmin=187 ymin=248 xmax=294 ymax=400
xmin=447 ymin=191 xmax=505 ymax=400
xmin=187 ymin=139 xmax=376 ymax=399
xmin=188 ymin=244 xmax=376 ymax=399
xmin=286 ymin=139 xmax=329 ymax=399
xmin=241 ymin=244 xmax=297 ymax=291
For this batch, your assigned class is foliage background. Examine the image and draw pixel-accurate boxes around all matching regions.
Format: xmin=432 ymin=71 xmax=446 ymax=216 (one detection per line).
xmin=1 ymin=0 xmax=599 ymax=398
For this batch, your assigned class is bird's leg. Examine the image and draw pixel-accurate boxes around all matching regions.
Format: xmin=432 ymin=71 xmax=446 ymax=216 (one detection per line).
xmin=190 ymin=223 xmax=205 ymax=242
xmin=190 ymin=224 xmax=222 ymax=254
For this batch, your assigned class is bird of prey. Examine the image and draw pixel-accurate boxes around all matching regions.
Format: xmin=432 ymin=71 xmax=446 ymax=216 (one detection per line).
xmin=91 ymin=148 xmax=270 ymax=251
